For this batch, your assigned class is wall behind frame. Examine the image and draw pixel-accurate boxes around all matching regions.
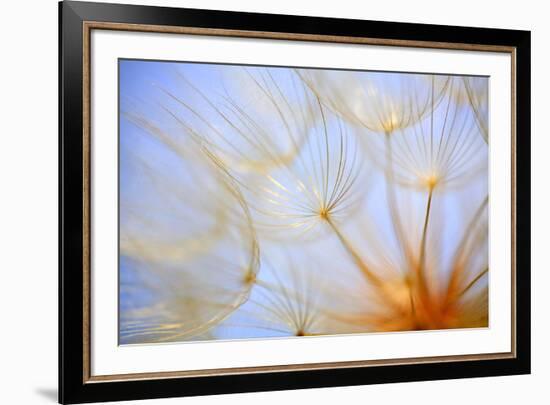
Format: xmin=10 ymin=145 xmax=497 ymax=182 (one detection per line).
xmin=0 ymin=0 xmax=543 ymax=404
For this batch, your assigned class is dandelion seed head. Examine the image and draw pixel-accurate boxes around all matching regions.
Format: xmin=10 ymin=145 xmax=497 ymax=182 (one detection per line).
xmin=421 ymin=172 xmax=440 ymax=190
xmin=318 ymin=207 xmax=331 ymax=221
xmin=243 ymin=270 xmax=257 ymax=286
xmin=299 ymin=70 xmax=450 ymax=134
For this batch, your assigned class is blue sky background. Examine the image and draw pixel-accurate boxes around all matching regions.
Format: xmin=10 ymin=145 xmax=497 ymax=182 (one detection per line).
xmin=118 ymin=59 xmax=488 ymax=344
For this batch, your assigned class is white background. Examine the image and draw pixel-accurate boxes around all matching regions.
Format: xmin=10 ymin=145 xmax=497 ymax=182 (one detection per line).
xmin=0 ymin=0 xmax=544 ymax=404
xmin=91 ymin=29 xmax=511 ymax=376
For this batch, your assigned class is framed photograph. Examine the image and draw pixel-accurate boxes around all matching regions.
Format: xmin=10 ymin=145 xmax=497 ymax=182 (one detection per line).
xmin=59 ymin=1 xmax=531 ymax=403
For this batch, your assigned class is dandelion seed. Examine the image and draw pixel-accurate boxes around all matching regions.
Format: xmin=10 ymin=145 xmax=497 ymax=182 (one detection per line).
xmin=119 ymin=108 xmax=259 ymax=344
xmin=215 ymin=251 xmax=331 ymax=338
xmin=360 ymin=76 xmax=488 ymax=192
xmin=462 ymin=76 xmax=489 ymax=143
xmin=162 ymin=66 xmax=316 ymax=172
xmin=163 ymin=67 xmax=369 ymax=240
xmin=299 ymin=70 xmax=450 ymax=134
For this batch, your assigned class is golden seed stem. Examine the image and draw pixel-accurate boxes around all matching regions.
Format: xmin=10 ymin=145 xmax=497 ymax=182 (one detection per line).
xmin=325 ymin=216 xmax=382 ymax=287
xmin=418 ymin=186 xmax=434 ymax=296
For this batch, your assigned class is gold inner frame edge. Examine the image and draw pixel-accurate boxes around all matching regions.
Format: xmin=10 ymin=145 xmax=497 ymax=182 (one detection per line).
xmin=81 ymin=20 xmax=517 ymax=384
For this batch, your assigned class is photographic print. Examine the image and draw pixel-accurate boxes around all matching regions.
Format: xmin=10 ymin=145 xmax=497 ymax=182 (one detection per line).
xmin=119 ymin=60 xmax=489 ymax=345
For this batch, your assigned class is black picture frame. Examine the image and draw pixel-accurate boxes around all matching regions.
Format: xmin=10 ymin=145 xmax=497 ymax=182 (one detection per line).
xmin=59 ymin=1 xmax=531 ymax=403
